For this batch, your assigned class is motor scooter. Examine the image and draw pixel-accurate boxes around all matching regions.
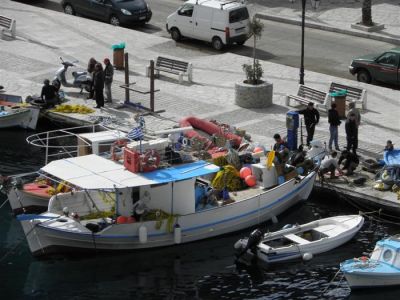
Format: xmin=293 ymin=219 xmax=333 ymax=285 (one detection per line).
xmin=53 ymin=57 xmax=92 ymax=94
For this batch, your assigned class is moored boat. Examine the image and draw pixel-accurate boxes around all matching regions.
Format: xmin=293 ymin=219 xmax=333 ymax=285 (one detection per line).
xmin=234 ymin=215 xmax=364 ymax=264
xmin=340 ymin=236 xmax=400 ymax=289
xmin=18 ymin=151 xmax=318 ymax=256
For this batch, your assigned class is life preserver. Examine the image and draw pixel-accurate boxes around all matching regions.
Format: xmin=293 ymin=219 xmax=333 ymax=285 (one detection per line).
xmin=111 ymin=139 xmax=128 ymax=161
xmin=140 ymin=149 xmax=160 ymax=172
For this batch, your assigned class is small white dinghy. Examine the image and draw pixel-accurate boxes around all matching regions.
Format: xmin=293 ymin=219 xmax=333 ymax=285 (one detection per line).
xmin=234 ymin=215 xmax=364 ymax=264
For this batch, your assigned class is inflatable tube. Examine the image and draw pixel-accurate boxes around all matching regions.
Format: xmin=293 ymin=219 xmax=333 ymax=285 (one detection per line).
xmin=179 ymin=117 xmax=242 ymax=149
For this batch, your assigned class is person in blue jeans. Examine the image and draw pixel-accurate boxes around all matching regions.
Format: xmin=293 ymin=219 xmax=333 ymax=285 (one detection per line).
xmin=328 ymin=103 xmax=341 ymax=151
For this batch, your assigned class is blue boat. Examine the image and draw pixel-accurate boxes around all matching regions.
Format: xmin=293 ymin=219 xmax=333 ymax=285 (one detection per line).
xmin=340 ymin=237 xmax=400 ymax=289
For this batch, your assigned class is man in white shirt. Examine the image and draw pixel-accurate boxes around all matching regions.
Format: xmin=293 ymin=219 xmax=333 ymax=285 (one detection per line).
xmin=319 ymin=151 xmax=343 ymax=179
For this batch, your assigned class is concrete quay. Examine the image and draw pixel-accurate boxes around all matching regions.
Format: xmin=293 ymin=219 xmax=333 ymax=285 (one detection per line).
xmin=0 ymin=0 xmax=399 ymax=155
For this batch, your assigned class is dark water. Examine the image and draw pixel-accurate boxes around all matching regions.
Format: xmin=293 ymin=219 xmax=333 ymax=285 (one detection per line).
xmin=1 ymin=126 xmax=400 ymax=300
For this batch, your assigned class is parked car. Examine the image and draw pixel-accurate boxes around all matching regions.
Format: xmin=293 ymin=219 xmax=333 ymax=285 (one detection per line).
xmin=61 ymin=0 xmax=152 ymax=26
xmin=349 ymin=48 xmax=400 ymax=86
xmin=166 ymin=0 xmax=250 ymax=50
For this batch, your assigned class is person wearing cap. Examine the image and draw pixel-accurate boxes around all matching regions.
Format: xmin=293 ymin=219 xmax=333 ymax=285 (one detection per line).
xmin=103 ymin=58 xmax=114 ymax=103
xmin=298 ymin=102 xmax=320 ymax=147
xmin=345 ymin=112 xmax=358 ymax=155
xmin=385 ymin=140 xmax=394 ymax=151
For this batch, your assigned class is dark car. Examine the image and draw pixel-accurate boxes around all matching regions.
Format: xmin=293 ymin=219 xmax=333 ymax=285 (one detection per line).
xmin=349 ymin=48 xmax=400 ymax=86
xmin=61 ymin=0 xmax=152 ymax=26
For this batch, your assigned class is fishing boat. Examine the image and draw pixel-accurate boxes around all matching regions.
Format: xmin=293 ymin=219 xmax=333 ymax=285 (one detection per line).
xmin=340 ymin=236 xmax=400 ymax=289
xmin=17 ymin=149 xmax=318 ymax=255
xmin=0 ymin=95 xmax=40 ymax=129
xmin=234 ymin=215 xmax=364 ymax=264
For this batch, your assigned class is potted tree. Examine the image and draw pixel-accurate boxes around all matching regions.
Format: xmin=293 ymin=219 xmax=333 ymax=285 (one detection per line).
xmin=235 ymin=16 xmax=273 ymax=108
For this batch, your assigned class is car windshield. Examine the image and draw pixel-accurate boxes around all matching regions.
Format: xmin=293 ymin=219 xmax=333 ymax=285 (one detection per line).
xmin=229 ymin=8 xmax=249 ymax=23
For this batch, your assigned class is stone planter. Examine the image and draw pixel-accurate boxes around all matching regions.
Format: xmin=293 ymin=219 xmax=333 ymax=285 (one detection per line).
xmin=235 ymin=80 xmax=273 ymax=108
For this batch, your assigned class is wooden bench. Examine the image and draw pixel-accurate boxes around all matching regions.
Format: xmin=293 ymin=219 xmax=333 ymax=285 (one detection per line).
xmin=286 ymin=84 xmax=328 ymax=110
xmin=328 ymin=82 xmax=367 ymax=110
xmin=0 ymin=15 xmax=16 ymax=39
xmin=147 ymin=56 xmax=193 ymax=84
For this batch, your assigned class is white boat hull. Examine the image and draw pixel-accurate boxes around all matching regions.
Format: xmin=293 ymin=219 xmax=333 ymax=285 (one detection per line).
xmin=20 ymin=171 xmax=317 ymax=256
xmin=344 ymin=272 xmax=400 ymax=289
xmin=236 ymin=215 xmax=364 ymax=264
xmin=0 ymin=107 xmax=39 ymax=129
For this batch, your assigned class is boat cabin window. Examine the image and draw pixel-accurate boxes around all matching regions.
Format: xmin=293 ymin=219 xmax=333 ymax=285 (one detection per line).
xmin=131 ymin=187 xmax=140 ymax=204
xmin=383 ymin=249 xmax=393 ymax=262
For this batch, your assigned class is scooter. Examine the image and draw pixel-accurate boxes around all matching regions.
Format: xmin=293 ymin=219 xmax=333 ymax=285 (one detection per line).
xmin=53 ymin=57 xmax=92 ymax=94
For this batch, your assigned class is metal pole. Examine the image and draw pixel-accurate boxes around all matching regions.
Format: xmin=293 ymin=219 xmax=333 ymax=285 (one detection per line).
xmin=299 ymin=0 xmax=306 ymax=85
xmin=150 ymin=60 xmax=155 ymax=112
xmin=124 ymin=53 xmax=130 ymax=104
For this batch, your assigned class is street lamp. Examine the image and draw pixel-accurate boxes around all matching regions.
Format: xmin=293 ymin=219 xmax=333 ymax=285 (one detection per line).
xmin=295 ymin=0 xmax=320 ymax=85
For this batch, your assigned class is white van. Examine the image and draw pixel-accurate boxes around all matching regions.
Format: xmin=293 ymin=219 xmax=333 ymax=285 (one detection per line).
xmin=166 ymin=0 xmax=250 ymax=50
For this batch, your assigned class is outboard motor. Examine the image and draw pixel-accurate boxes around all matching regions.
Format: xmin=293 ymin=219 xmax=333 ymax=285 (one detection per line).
xmin=245 ymin=228 xmax=263 ymax=253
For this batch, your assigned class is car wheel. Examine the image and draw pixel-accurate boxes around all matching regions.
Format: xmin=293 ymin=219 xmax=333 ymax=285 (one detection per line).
xmin=64 ymin=4 xmax=75 ymax=15
xmin=212 ymin=37 xmax=224 ymax=51
xmin=236 ymin=41 xmax=245 ymax=46
xmin=170 ymin=28 xmax=181 ymax=41
xmin=110 ymin=15 xmax=120 ymax=26
xmin=357 ymin=69 xmax=371 ymax=83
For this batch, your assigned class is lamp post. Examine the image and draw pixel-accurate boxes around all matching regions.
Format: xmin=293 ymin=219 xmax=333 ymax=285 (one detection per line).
xmin=299 ymin=0 xmax=306 ymax=85
xmin=297 ymin=0 xmax=320 ymax=85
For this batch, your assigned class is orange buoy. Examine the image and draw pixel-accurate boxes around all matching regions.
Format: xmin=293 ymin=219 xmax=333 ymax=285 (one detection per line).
xmin=239 ymin=167 xmax=252 ymax=179
xmin=126 ymin=216 xmax=136 ymax=223
xmin=253 ymin=146 xmax=264 ymax=153
xmin=245 ymin=175 xmax=257 ymax=187
xmin=117 ymin=216 xmax=128 ymax=224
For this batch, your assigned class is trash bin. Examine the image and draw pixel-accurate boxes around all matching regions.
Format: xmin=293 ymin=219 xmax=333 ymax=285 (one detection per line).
xmin=112 ymin=42 xmax=125 ymax=70
xmin=329 ymin=89 xmax=347 ymax=118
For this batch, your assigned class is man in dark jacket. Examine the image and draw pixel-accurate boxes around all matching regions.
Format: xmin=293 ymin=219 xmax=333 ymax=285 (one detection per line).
xmin=345 ymin=113 xmax=358 ymax=155
xmin=328 ymin=103 xmax=341 ymax=151
xmin=40 ymin=79 xmax=58 ymax=108
xmin=298 ymin=102 xmax=320 ymax=147
xmin=103 ymin=58 xmax=114 ymax=103
xmin=93 ymin=63 xmax=104 ymax=108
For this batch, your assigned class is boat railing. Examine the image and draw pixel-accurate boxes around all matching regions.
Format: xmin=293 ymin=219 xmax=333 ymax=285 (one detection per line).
xmin=26 ymin=124 xmax=115 ymax=164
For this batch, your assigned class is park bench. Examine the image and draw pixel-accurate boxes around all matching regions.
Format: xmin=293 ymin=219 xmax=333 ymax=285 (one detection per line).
xmin=0 ymin=15 xmax=16 ymax=39
xmin=286 ymin=84 xmax=328 ymax=110
xmin=147 ymin=56 xmax=193 ymax=84
xmin=328 ymin=82 xmax=367 ymax=110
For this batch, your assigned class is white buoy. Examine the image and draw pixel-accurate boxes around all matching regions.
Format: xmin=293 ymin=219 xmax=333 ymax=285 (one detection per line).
xmin=303 ymin=252 xmax=313 ymax=261
xmin=139 ymin=225 xmax=148 ymax=244
xmin=271 ymin=215 xmax=278 ymax=224
xmin=174 ymin=224 xmax=182 ymax=244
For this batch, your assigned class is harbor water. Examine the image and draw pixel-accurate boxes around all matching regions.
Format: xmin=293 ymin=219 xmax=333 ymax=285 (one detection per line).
xmin=1 ymin=126 xmax=400 ymax=300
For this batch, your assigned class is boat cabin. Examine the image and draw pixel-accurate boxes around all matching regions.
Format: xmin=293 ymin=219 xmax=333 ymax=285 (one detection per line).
xmin=370 ymin=238 xmax=400 ymax=268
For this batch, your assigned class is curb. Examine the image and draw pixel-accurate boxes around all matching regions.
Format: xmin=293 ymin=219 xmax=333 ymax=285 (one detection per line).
xmin=255 ymin=13 xmax=400 ymax=46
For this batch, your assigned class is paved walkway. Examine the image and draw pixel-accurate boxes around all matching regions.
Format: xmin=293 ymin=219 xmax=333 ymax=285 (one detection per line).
xmin=0 ymin=0 xmax=399 ymax=157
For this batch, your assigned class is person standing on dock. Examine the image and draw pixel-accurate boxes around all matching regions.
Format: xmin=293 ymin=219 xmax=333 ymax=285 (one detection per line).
xmin=104 ymin=58 xmax=114 ymax=103
xmin=345 ymin=113 xmax=358 ymax=155
xmin=346 ymin=102 xmax=361 ymax=127
xmin=328 ymin=103 xmax=341 ymax=151
xmin=87 ymin=57 xmax=97 ymax=99
xmin=298 ymin=102 xmax=319 ymax=147
xmin=93 ymin=63 xmax=105 ymax=108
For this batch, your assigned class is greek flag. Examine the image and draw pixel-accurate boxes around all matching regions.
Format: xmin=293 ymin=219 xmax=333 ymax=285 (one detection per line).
xmin=127 ymin=126 xmax=143 ymax=140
